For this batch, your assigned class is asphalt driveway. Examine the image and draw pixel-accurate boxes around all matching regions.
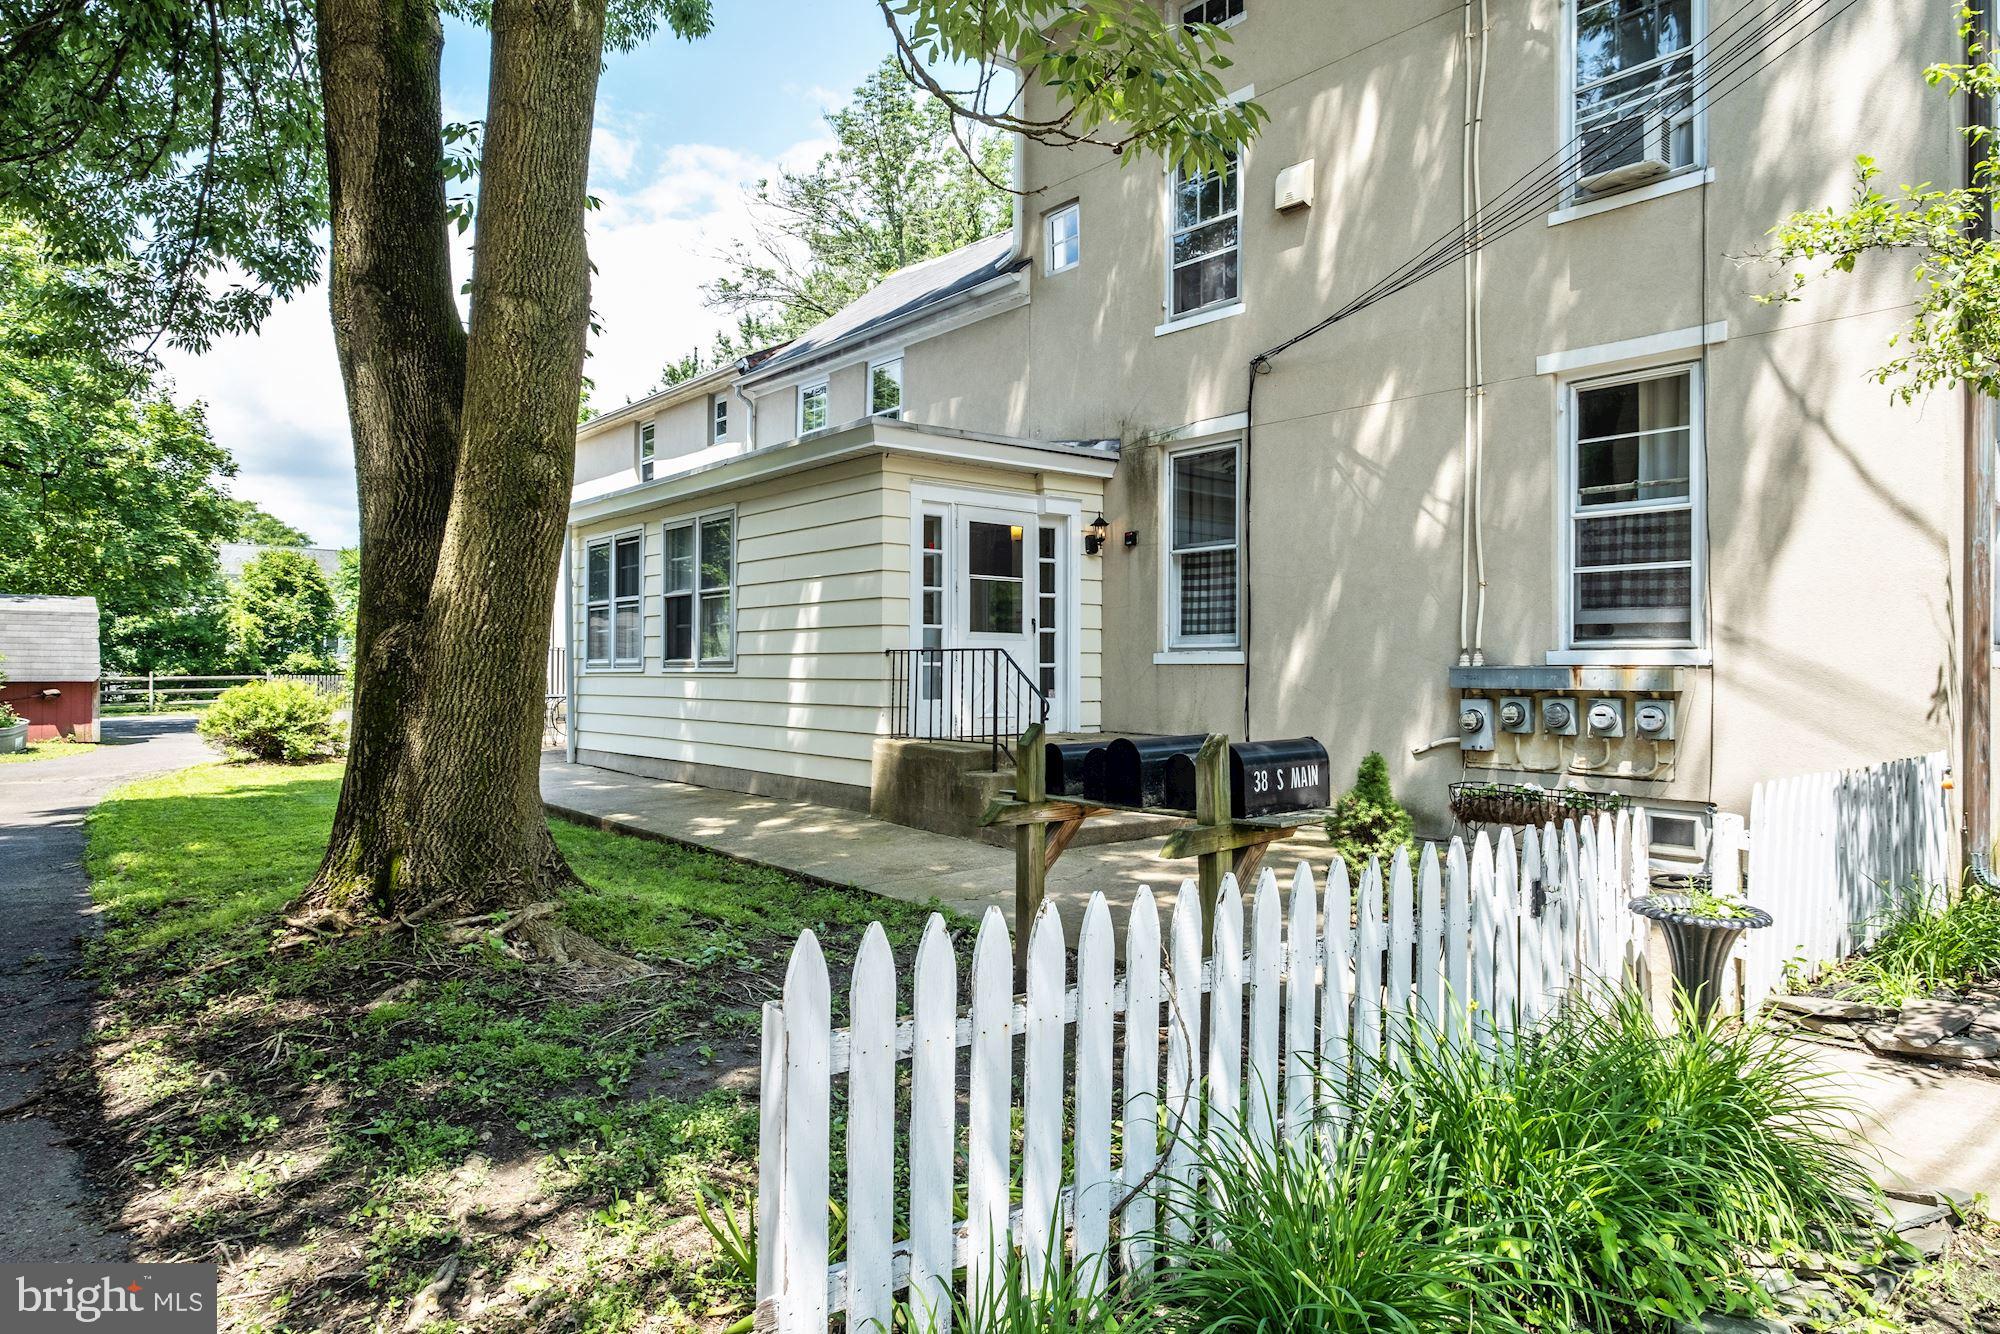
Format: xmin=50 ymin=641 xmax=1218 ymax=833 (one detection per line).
xmin=0 ymin=715 xmax=212 ymax=1262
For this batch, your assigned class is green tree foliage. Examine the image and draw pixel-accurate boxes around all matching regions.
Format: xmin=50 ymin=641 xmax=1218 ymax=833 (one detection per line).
xmin=0 ymin=0 xmax=326 ymax=351
xmin=1324 ymin=751 xmax=1415 ymax=875
xmin=228 ymin=548 xmax=339 ymax=672
xmin=229 ymin=501 xmax=313 ymax=546
xmin=1763 ymin=17 xmax=2000 ymax=400
xmin=700 ymin=57 xmax=1017 ymax=345
xmin=333 ymin=547 xmax=360 ymax=647
xmin=0 ymin=220 xmax=239 ymax=670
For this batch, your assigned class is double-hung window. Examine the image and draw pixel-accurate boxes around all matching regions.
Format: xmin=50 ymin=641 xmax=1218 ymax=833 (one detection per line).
xmin=798 ymin=380 xmax=828 ymax=435
xmin=1182 ymin=0 xmax=1244 ymax=26
xmin=1168 ymin=150 xmax=1240 ymax=321
xmin=1565 ymin=365 xmax=1703 ymax=647
xmin=585 ymin=531 xmax=643 ymax=668
xmin=1167 ymin=443 xmax=1240 ymax=648
xmin=1045 ymin=202 xmax=1080 ymax=274
xmin=663 ymin=509 xmax=735 ymax=666
xmin=710 ymin=393 xmax=728 ymax=443
xmin=870 ymin=358 xmax=903 ymax=418
xmin=638 ymin=422 xmax=656 ymax=482
xmin=1572 ymin=0 xmax=1699 ymax=190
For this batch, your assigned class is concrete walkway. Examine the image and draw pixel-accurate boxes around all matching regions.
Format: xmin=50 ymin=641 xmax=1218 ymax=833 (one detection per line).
xmin=0 ymin=715 xmax=213 ymax=1262
xmin=540 ymin=752 xmax=1334 ymax=933
xmin=1800 ymin=1039 xmax=2000 ymax=1200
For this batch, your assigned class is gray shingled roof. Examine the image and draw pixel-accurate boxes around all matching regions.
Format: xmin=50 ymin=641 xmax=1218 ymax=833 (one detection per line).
xmin=219 ymin=542 xmax=344 ymax=583
xmin=0 ymin=595 xmax=100 ymax=680
xmin=753 ymin=233 xmax=1024 ymax=378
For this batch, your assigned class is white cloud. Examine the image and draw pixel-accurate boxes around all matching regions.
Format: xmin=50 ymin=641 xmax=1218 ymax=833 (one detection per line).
xmin=158 ymin=130 xmax=829 ymax=548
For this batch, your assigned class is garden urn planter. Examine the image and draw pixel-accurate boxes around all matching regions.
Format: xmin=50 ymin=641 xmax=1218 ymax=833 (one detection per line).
xmin=1628 ymin=890 xmax=1773 ymax=1023
xmin=0 ymin=722 xmax=25 ymax=754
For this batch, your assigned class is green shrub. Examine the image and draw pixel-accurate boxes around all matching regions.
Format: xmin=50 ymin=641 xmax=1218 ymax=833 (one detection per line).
xmin=1323 ymin=751 xmax=1413 ymax=875
xmin=0 ymin=701 xmax=21 ymax=727
xmin=197 ymin=679 xmax=342 ymax=762
xmin=1355 ymin=990 xmax=1872 ymax=1330
xmin=1835 ymin=881 xmax=2000 ymax=1005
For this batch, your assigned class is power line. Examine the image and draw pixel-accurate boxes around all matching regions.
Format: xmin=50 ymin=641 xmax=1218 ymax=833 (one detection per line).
xmin=1252 ymin=0 xmax=1866 ymax=368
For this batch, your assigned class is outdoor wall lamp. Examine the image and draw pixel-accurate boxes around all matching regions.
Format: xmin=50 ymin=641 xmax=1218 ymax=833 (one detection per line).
xmin=1083 ymin=513 xmax=1110 ymax=556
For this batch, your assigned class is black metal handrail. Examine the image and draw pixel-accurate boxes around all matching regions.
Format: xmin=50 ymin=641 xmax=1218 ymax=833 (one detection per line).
xmin=885 ymin=647 xmax=1050 ymax=768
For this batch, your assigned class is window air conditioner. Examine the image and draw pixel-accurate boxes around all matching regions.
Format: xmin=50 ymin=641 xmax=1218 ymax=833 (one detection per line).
xmin=1577 ymin=111 xmax=1672 ymax=195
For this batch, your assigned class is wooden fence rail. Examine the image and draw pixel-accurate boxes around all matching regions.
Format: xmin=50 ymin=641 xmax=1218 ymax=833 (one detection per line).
xmin=1740 ymin=751 xmax=1951 ymax=1013
xmin=756 ymin=812 xmax=1655 ymax=1333
xmin=102 ymin=672 xmax=347 ymax=705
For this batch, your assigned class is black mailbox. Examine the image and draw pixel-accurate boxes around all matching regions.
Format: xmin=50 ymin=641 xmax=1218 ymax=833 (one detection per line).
xmin=1100 ymin=734 xmax=1208 ymax=810
xmin=1044 ymin=741 xmax=1106 ymax=798
xmin=1163 ymin=738 xmax=1331 ymax=819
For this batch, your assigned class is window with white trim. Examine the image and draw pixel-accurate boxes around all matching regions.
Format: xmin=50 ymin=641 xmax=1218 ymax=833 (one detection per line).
xmin=798 ymin=380 xmax=828 ymax=434
xmin=1167 ymin=150 xmax=1239 ymax=320
xmin=1044 ymin=202 xmax=1079 ymax=274
xmin=1565 ymin=364 xmax=1702 ymax=646
xmin=1167 ymin=443 xmax=1240 ymax=648
xmin=1572 ymin=0 xmax=1700 ymax=191
xmin=870 ymin=358 xmax=903 ymax=418
xmin=585 ymin=531 xmax=643 ymax=667
xmin=662 ymin=509 xmax=735 ymax=665
xmin=710 ymin=393 xmax=728 ymax=443
xmin=1182 ymin=0 xmax=1244 ymax=26
xmin=638 ymin=421 xmax=656 ymax=482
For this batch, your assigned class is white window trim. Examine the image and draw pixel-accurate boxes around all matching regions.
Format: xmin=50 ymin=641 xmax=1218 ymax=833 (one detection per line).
xmin=1161 ymin=85 xmax=1253 ymax=330
xmin=638 ymin=421 xmax=656 ymax=482
xmin=1044 ymin=201 xmax=1080 ymax=275
xmin=797 ymin=379 xmax=829 ymax=436
xmin=660 ymin=505 xmax=738 ymax=672
xmin=1561 ymin=0 xmax=1708 ymax=200
xmin=583 ymin=526 xmax=646 ymax=672
xmin=1547 ymin=166 xmax=1714 ymax=226
xmin=868 ymin=355 xmax=904 ymax=419
xmin=1181 ymin=0 xmax=1246 ymax=30
xmin=1537 ymin=322 xmax=1726 ymax=378
xmin=710 ymin=393 xmax=729 ymax=443
xmin=1160 ymin=438 xmax=1244 ymax=654
xmin=1551 ymin=360 xmax=1709 ymax=663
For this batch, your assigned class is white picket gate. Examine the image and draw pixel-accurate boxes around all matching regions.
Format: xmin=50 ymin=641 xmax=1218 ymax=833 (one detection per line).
xmin=755 ymin=813 xmax=1654 ymax=1332
xmin=1739 ymin=751 xmax=1952 ymax=1013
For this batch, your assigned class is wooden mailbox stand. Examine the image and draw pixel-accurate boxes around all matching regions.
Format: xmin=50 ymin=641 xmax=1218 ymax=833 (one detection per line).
xmin=981 ymin=728 xmax=1321 ymax=965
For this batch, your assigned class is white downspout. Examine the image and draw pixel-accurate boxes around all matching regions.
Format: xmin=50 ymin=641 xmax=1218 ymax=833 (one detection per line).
xmin=1469 ymin=0 xmax=1492 ymax=664
xmin=563 ymin=530 xmax=579 ymax=764
xmin=1457 ymin=0 xmax=1478 ymax=665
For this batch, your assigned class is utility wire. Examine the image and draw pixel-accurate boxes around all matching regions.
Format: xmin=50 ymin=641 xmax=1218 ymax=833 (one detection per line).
xmin=1251 ymin=0 xmax=1865 ymax=370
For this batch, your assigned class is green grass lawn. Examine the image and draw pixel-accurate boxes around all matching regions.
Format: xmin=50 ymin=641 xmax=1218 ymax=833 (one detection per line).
xmin=0 ymin=735 xmax=100 ymax=762
xmin=81 ymin=761 xmax=948 ymax=1332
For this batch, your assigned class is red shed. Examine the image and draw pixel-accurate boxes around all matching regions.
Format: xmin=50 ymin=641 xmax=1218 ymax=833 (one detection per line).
xmin=0 ymin=595 xmax=100 ymax=742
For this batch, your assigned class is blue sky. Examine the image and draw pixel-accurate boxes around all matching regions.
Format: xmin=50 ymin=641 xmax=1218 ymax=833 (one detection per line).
xmin=162 ymin=3 xmax=902 ymax=548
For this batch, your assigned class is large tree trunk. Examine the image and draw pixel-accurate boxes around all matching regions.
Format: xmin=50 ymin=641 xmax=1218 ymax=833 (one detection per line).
xmin=397 ymin=0 xmax=605 ymax=912
xmin=304 ymin=0 xmax=608 ymax=952
xmin=308 ymin=0 xmax=466 ymax=913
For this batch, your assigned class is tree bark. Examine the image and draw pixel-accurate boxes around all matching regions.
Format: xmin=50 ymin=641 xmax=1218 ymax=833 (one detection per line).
xmin=308 ymin=0 xmax=466 ymax=912
xmin=397 ymin=0 xmax=605 ymax=913
xmin=305 ymin=0 xmax=609 ymax=954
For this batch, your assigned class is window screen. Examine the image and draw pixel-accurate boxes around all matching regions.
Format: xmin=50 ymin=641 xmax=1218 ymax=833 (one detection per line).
xmin=1570 ymin=368 xmax=1698 ymax=645
xmin=1169 ymin=445 xmax=1239 ymax=646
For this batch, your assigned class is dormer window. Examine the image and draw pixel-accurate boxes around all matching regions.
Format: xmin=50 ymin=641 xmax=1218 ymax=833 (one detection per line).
xmin=638 ymin=421 xmax=656 ymax=482
xmin=799 ymin=380 xmax=828 ymax=435
xmin=870 ymin=358 xmax=903 ymax=419
xmin=710 ymin=393 xmax=728 ymax=443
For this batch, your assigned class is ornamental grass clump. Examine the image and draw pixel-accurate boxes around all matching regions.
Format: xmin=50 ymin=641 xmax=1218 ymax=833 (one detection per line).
xmin=1147 ymin=1116 xmax=1533 ymax=1333
xmin=1835 ymin=880 xmax=2000 ymax=1006
xmin=1355 ymin=990 xmax=1873 ymax=1330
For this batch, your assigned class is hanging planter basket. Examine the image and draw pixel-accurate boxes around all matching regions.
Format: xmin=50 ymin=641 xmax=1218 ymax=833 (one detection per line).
xmin=1449 ymin=781 xmax=1624 ymax=828
xmin=1629 ymin=887 xmax=1774 ymax=1023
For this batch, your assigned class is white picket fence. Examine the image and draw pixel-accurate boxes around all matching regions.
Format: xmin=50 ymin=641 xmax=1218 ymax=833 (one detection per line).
xmin=1740 ymin=751 xmax=1952 ymax=1013
xmin=755 ymin=812 xmax=1655 ymax=1332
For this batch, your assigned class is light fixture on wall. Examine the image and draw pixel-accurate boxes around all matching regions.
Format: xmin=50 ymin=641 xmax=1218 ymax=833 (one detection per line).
xmin=1083 ymin=513 xmax=1110 ymax=556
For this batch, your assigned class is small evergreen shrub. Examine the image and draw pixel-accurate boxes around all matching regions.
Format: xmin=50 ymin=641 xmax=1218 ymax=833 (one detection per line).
xmin=198 ymin=679 xmax=342 ymax=762
xmin=1323 ymin=751 xmax=1414 ymax=874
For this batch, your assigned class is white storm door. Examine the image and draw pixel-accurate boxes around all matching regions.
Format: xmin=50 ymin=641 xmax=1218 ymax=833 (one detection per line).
xmin=955 ymin=507 xmax=1040 ymax=732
